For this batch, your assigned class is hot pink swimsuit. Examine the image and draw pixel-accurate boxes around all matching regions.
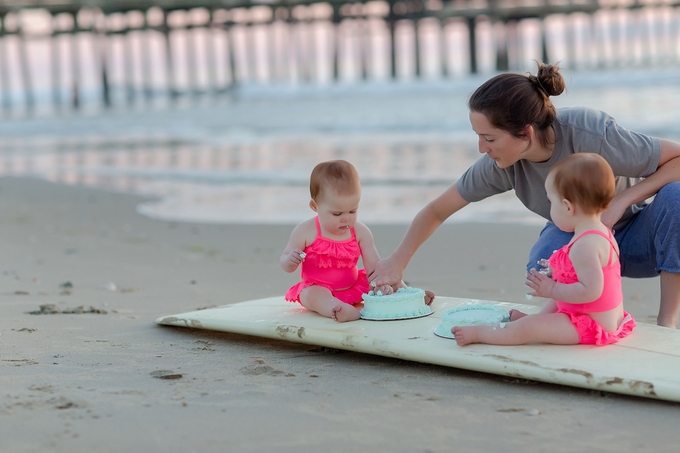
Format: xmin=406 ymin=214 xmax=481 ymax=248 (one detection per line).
xmin=549 ymin=229 xmax=635 ymax=345
xmin=285 ymin=217 xmax=369 ymax=305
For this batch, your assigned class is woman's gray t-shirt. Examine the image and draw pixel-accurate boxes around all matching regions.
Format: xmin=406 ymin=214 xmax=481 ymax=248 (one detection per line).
xmin=456 ymin=107 xmax=661 ymax=230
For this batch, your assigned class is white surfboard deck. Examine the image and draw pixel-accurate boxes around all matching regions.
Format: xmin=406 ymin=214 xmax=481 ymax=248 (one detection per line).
xmin=156 ymin=296 xmax=680 ymax=402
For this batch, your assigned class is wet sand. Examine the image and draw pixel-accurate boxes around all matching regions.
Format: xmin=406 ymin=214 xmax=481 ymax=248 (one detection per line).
xmin=0 ymin=176 xmax=677 ymax=452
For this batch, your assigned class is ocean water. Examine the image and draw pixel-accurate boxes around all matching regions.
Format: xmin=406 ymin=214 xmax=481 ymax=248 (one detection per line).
xmin=1 ymin=67 xmax=680 ymax=226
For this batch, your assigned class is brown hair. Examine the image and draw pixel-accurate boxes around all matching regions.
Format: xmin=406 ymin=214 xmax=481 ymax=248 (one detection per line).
xmin=549 ymin=153 xmax=615 ymax=215
xmin=310 ymin=160 xmax=361 ymax=202
xmin=468 ymin=62 xmax=566 ymax=148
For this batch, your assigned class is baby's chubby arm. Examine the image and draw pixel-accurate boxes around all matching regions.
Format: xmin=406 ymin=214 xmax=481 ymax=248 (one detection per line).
xmin=525 ymin=235 xmax=607 ymax=303
xmin=354 ymin=222 xmax=393 ymax=295
xmin=280 ymin=221 xmax=313 ymax=273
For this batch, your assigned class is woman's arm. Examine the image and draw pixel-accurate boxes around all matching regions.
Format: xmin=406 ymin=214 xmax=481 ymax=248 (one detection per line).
xmin=369 ymin=184 xmax=470 ymax=287
xmin=602 ymin=139 xmax=680 ymax=228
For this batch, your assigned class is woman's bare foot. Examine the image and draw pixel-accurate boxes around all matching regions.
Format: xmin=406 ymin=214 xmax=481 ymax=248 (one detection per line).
xmin=452 ymin=326 xmax=478 ymax=346
xmin=332 ymin=304 xmax=361 ymax=322
xmin=657 ymin=316 xmax=678 ymax=329
xmin=509 ymin=309 xmax=528 ymax=321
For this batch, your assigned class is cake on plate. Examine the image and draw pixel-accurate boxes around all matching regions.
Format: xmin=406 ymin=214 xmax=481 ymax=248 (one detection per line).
xmin=434 ymin=304 xmax=511 ymax=338
xmin=360 ymin=287 xmax=433 ymax=320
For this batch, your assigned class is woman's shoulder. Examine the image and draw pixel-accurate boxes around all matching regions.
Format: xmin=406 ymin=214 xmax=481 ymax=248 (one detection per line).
xmin=554 ymin=107 xmax=618 ymax=153
xmin=556 ymin=107 xmax=615 ymax=132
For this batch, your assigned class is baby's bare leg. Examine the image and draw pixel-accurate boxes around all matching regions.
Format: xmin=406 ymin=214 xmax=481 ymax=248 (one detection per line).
xmin=299 ymin=286 xmax=360 ymax=322
xmin=510 ymin=298 xmax=556 ymax=321
xmin=452 ymin=313 xmax=579 ymax=346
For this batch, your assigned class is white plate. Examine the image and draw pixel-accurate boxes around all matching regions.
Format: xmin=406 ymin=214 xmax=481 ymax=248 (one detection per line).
xmin=433 ymin=305 xmax=510 ymax=339
xmin=433 ymin=325 xmax=456 ymax=339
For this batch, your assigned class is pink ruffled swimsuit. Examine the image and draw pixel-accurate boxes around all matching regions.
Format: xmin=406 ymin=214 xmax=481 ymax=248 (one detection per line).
xmin=285 ymin=217 xmax=369 ymax=305
xmin=549 ymin=229 xmax=635 ymax=346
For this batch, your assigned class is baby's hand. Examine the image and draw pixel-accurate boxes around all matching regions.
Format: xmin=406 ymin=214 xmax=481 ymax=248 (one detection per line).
xmin=525 ymin=268 xmax=555 ymax=299
xmin=286 ymin=249 xmax=305 ymax=268
xmin=536 ymin=259 xmax=552 ymax=277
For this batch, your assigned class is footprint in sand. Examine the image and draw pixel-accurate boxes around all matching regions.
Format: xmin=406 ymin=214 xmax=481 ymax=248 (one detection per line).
xmin=240 ymin=360 xmax=291 ymax=376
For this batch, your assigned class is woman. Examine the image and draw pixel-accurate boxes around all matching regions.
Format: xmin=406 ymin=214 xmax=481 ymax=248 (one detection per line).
xmin=368 ymin=62 xmax=680 ymax=328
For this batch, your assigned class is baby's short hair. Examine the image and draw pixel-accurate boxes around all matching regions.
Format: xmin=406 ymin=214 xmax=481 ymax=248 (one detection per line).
xmin=310 ymin=160 xmax=361 ymax=202
xmin=549 ymin=153 xmax=615 ymax=215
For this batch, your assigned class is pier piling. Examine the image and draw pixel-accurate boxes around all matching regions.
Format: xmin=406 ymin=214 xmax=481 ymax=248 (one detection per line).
xmin=0 ymin=0 xmax=677 ymax=114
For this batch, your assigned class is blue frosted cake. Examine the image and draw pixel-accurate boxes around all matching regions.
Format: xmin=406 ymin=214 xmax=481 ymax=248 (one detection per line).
xmin=434 ymin=304 xmax=511 ymax=338
xmin=360 ymin=287 xmax=432 ymax=320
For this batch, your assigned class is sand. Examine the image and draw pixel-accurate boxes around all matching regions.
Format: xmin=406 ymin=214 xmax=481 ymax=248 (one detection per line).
xmin=1 ymin=176 xmax=677 ymax=453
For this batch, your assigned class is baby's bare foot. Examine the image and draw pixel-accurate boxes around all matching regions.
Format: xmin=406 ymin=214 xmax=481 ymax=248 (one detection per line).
xmin=424 ymin=290 xmax=435 ymax=306
xmin=509 ymin=309 xmax=527 ymax=321
xmin=332 ymin=304 xmax=360 ymax=323
xmin=452 ymin=326 xmax=477 ymax=346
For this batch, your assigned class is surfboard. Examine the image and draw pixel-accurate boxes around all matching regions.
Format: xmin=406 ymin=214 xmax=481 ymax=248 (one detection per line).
xmin=156 ymin=296 xmax=680 ymax=403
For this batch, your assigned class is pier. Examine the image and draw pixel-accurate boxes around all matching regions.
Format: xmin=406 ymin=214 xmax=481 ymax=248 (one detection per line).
xmin=1 ymin=0 xmax=679 ymax=113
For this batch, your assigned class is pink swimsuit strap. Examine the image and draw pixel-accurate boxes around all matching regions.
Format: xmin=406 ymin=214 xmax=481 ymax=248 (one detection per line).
xmin=314 ymin=217 xmax=356 ymax=242
xmin=566 ymin=229 xmax=618 ymax=267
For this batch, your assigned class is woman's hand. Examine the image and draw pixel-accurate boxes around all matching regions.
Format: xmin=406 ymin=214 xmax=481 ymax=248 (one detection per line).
xmin=375 ymin=284 xmax=394 ymax=295
xmin=525 ymin=268 xmax=556 ymax=299
xmin=600 ymin=199 xmax=626 ymax=230
xmin=368 ymin=256 xmax=404 ymax=289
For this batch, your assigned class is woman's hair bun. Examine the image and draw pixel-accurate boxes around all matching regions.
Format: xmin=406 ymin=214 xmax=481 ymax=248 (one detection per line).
xmin=534 ymin=62 xmax=566 ymax=97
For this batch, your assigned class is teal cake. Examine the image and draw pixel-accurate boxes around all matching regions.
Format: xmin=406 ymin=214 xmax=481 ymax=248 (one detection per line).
xmin=434 ymin=304 xmax=511 ymax=338
xmin=360 ymin=287 xmax=432 ymax=320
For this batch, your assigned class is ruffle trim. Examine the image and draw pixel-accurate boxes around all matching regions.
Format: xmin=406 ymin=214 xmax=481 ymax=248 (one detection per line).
xmin=559 ymin=310 xmax=636 ymax=346
xmin=304 ymin=239 xmax=361 ymax=269
xmin=285 ymin=270 xmax=369 ymax=305
xmin=549 ymin=249 xmax=579 ymax=283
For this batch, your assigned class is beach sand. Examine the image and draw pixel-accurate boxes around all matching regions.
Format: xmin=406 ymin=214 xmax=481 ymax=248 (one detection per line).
xmin=1 ymin=176 xmax=677 ymax=452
